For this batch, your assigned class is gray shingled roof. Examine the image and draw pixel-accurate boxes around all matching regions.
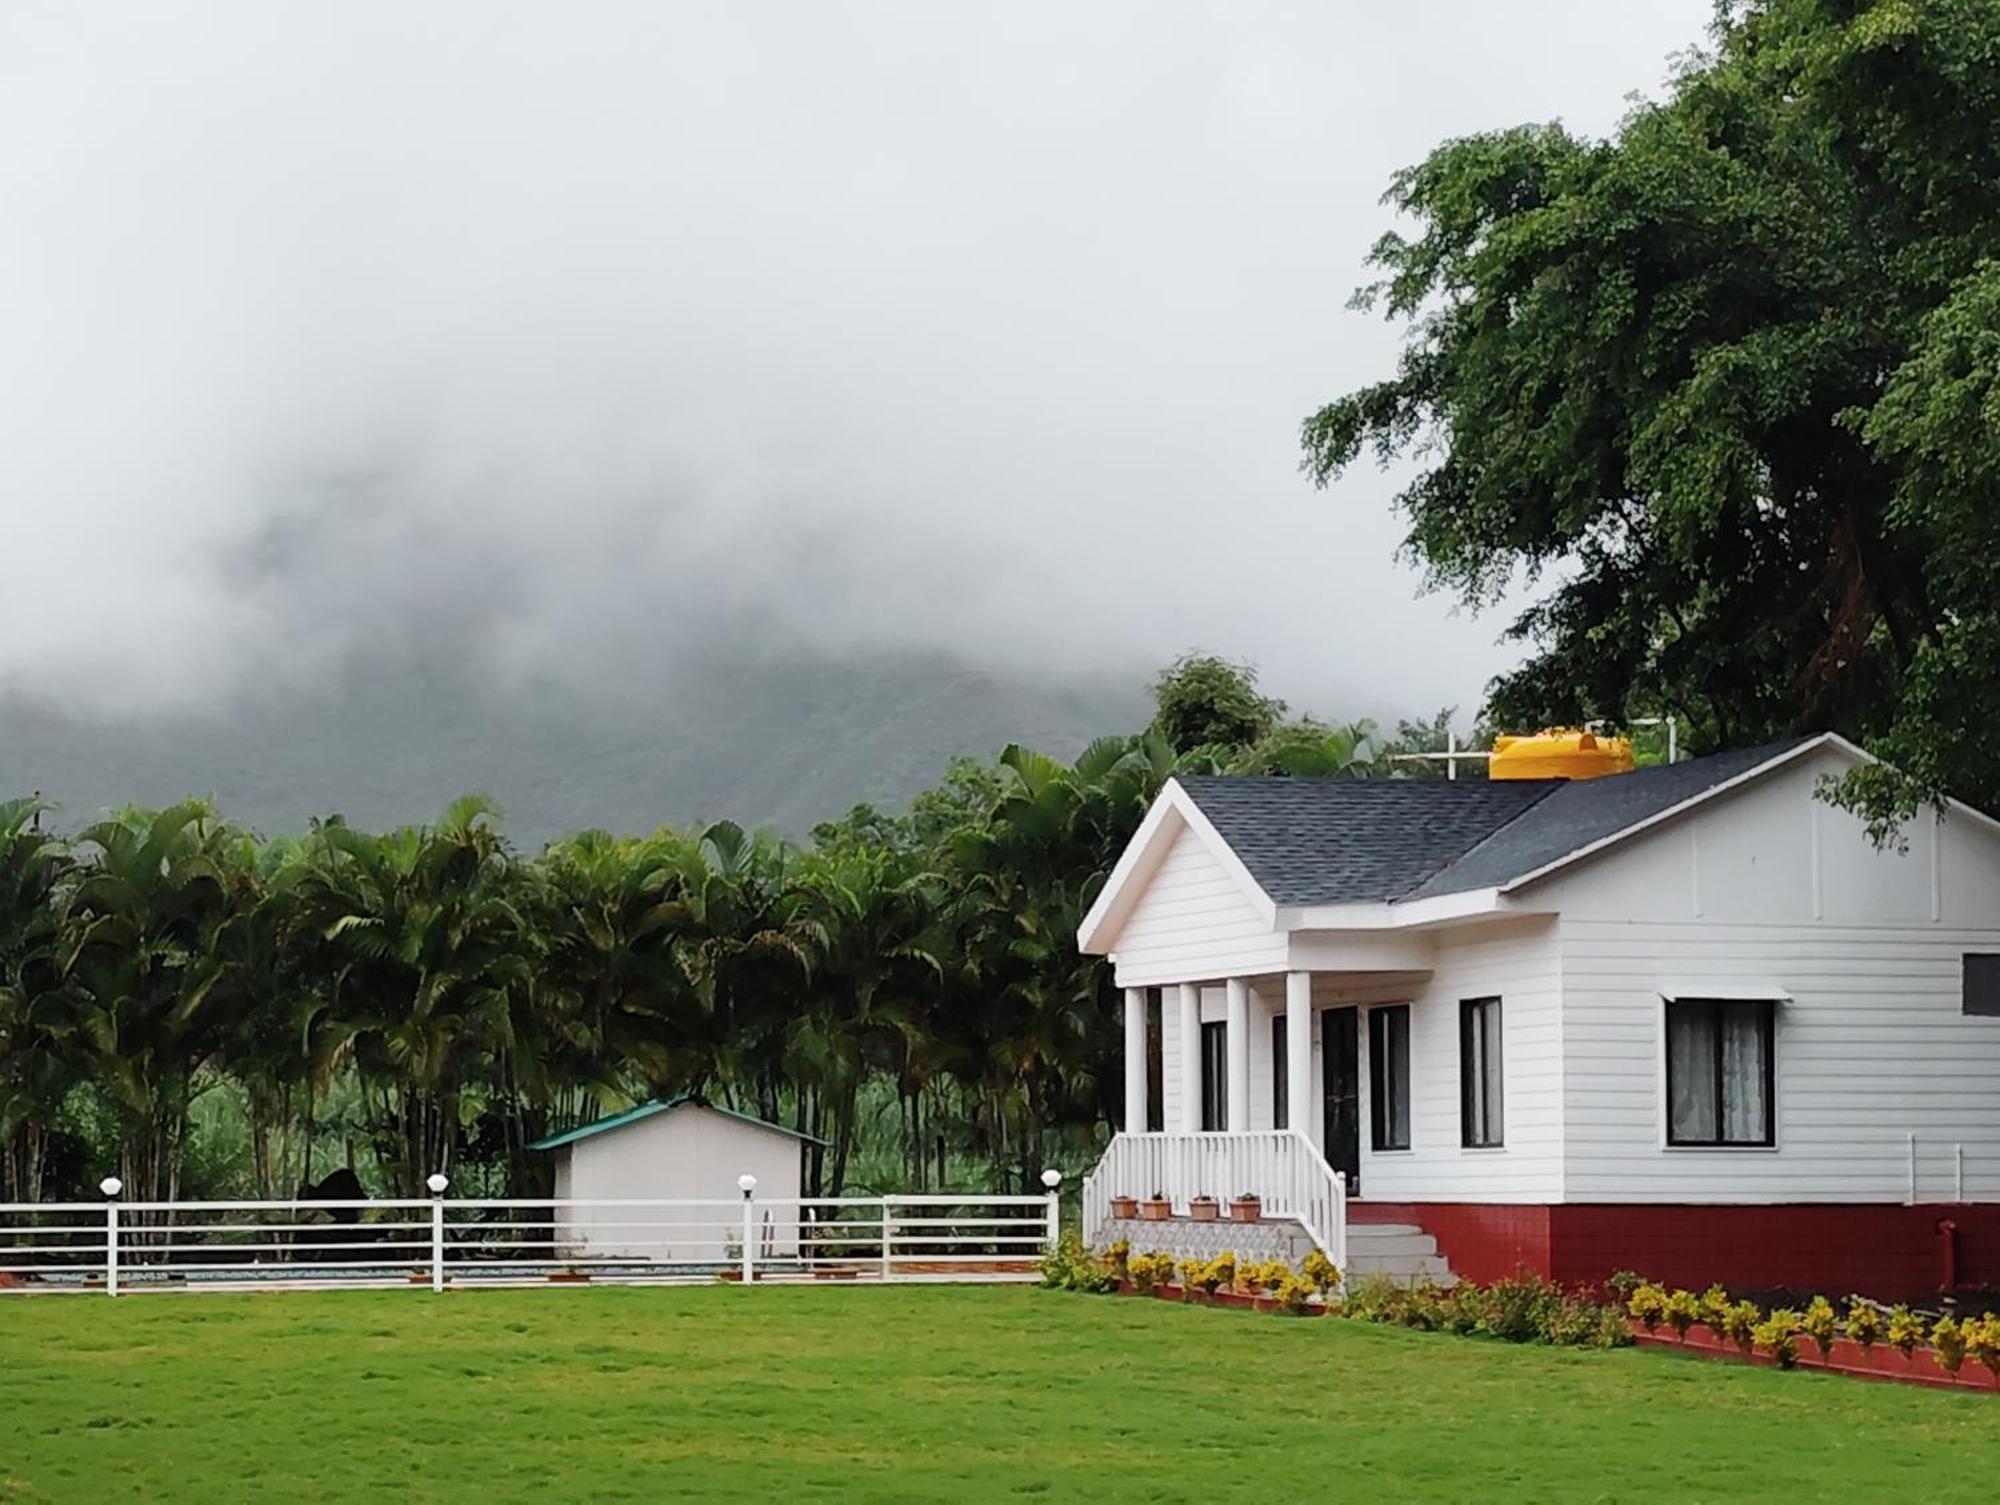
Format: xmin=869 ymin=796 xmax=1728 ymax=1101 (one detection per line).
xmin=1178 ymin=737 xmax=1816 ymax=907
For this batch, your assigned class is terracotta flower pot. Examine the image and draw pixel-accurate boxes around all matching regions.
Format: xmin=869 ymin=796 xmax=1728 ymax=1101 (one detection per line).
xmin=1139 ymin=1198 xmax=1171 ymax=1222
xmin=1229 ymin=1196 xmax=1262 ymax=1223
xmin=1189 ymin=1198 xmax=1220 ymax=1223
xmin=1109 ymin=1195 xmax=1138 ymax=1220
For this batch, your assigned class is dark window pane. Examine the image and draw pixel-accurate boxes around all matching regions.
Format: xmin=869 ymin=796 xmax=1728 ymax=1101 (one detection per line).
xmin=1460 ymin=997 xmax=1503 ymax=1147
xmin=1200 ymin=1020 xmax=1228 ymax=1132
xmin=1966 ymin=954 xmax=2000 ymax=1017
xmin=1271 ymin=1014 xmax=1288 ymax=1131
xmin=1369 ymin=1005 xmax=1410 ymax=1151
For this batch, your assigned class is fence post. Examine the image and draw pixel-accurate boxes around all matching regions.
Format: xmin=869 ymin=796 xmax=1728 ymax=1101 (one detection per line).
xmin=879 ymin=1196 xmax=893 ymax=1282
xmin=1040 ymin=1168 xmax=1062 ymax=1250
xmin=427 ymin=1172 xmax=449 ymax=1292
xmin=100 ymin=1177 xmax=122 ymax=1297
xmin=737 ymin=1174 xmax=757 ymax=1284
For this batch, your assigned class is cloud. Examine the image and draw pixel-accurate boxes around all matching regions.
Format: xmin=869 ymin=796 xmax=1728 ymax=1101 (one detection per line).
xmin=0 ymin=0 xmax=1710 ymax=721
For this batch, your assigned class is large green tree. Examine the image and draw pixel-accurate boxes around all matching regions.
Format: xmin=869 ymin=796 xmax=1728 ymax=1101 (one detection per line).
xmin=1302 ymin=0 xmax=2000 ymax=834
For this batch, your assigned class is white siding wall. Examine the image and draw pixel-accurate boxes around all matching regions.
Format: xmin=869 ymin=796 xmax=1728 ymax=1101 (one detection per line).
xmin=1152 ymin=920 xmax=1562 ymax=1205
xmin=1544 ymin=744 xmax=2000 ymax=1203
xmin=1109 ymin=822 xmax=1287 ymax=989
xmin=1350 ymin=918 xmax=1565 ymax=1203
xmin=557 ymin=1105 xmax=806 ymax=1258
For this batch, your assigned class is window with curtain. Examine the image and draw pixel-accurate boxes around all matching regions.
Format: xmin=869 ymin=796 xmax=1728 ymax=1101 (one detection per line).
xmin=1271 ymin=1014 xmax=1288 ymax=1131
xmin=1368 ymin=1005 xmax=1410 ymax=1151
xmin=1666 ymin=998 xmax=1774 ymax=1146
xmin=1459 ymin=997 xmax=1504 ymax=1147
xmin=1200 ymin=1020 xmax=1228 ymax=1132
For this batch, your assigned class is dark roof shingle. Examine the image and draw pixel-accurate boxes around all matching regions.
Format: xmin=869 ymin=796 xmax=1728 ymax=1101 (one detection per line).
xmin=1177 ymin=737 xmax=1817 ymax=906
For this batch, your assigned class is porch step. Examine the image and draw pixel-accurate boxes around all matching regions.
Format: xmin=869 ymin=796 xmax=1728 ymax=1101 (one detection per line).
xmin=1344 ymin=1222 xmax=1457 ymax=1287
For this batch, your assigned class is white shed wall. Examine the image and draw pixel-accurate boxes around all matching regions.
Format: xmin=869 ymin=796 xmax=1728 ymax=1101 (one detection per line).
xmin=555 ymin=1104 xmax=806 ymax=1259
xmin=1539 ymin=745 xmax=2000 ymax=1203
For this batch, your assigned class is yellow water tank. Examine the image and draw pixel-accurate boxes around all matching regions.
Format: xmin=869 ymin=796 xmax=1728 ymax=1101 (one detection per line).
xmin=1489 ymin=729 xmax=1636 ymax=781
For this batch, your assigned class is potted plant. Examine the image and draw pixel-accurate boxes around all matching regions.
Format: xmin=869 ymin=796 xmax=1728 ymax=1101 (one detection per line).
xmin=1228 ymin=1192 xmax=1262 ymax=1223
xmin=1189 ymin=1195 xmax=1220 ymax=1222
xmin=1139 ymin=1192 xmax=1171 ymax=1222
xmin=1108 ymin=1194 xmax=1138 ymax=1220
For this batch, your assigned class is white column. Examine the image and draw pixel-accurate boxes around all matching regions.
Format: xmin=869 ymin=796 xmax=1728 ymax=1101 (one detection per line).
xmin=1122 ymin=987 xmax=1149 ymax=1133
xmin=1225 ymin=978 xmax=1251 ymax=1132
xmin=1177 ymin=983 xmax=1201 ymax=1131
xmin=1286 ymin=971 xmax=1312 ymax=1141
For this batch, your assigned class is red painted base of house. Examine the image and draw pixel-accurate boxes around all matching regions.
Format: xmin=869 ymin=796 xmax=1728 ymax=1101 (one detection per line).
xmin=1352 ymin=1201 xmax=2000 ymax=1302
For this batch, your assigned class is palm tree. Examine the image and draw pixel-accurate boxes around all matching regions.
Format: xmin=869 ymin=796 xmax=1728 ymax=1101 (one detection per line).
xmin=48 ymin=801 xmax=256 ymax=1205
xmin=285 ymin=797 xmax=535 ymax=1195
xmin=0 ymin=798 xmax=74 ymax=1202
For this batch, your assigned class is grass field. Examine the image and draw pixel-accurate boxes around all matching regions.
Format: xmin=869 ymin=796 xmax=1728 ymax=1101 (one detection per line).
xmin=4 ymin=1284 xmax=1997 ymax=1502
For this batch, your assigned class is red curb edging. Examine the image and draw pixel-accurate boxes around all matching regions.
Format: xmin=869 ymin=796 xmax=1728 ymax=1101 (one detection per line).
xmin=1628 ymin=1320 xmax=2000 ymax=1391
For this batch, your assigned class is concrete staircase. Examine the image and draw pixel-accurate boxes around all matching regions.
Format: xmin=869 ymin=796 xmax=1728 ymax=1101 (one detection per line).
xmin=1345 ymin=1221 xmax=1457 ymax=1287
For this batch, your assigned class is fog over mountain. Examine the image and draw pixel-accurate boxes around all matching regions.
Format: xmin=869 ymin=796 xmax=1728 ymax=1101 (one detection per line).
xmin=0 ymin=1 xmax=1710 ymax=838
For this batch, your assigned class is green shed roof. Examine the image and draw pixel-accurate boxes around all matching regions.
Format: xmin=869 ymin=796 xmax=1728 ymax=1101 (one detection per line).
xmin=528 ymin=1094 xmax=829 ymax=1152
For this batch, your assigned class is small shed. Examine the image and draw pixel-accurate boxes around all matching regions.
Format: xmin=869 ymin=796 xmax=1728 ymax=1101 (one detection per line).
xmin=530 ymin=1096 xmax=823 ymax=1265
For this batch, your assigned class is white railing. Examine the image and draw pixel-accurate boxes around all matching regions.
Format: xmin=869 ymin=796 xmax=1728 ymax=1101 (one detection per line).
xmin=1082 ymin=1130 xmax=1345 ymax=1270
xmin=0 ymin=1179 xmax=1062 ymax=1295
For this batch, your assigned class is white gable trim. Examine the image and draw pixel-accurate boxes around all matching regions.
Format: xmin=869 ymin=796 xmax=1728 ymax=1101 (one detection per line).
xmin=1076 ymin=778 xmax=1278 ymax=956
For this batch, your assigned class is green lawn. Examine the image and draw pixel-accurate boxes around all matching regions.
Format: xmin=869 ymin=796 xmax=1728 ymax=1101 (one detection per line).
xmin=2 ymin=1284 xmax=1994 ymax=1502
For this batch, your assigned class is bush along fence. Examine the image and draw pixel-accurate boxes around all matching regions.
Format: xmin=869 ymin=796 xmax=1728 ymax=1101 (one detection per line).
xmin=1037 ymin=1236 xmax=1631 ymax=1350
xmin=1623 ymin=1279 xmax=2000 ymax=1392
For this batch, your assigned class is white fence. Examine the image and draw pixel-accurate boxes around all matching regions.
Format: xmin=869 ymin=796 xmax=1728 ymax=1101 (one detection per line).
xmin=1081 ymin=1130 xmax=1346 ymax=1270
xmin=0 ymin=1178 xmax=1061 ymax=1295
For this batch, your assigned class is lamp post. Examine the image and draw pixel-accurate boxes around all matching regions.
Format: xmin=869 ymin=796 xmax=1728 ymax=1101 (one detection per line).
xmin=737 ymin=1174 xmax=757 ymax=1285
xmin=1040 ymin=1168 xmax=1063 ymax=1250
xmin=100 ymin=1177 xmax=123 ymax=1297
xmin=427 ymin=1173 xmax=449 ymax=1292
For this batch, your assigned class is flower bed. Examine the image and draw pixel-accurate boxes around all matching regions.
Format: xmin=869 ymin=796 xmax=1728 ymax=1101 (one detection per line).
xmin=1112 ymin=1279 xmax=1326 ymax=1315
xmin=1629 ymin=1320 xmax=2000 ymax=1391
xmin=1623 ymin=1280 xmax=2000 ymax=1392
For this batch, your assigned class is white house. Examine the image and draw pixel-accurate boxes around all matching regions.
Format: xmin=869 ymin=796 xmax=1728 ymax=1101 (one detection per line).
xmin=1077 ymin=733 xmax=2000 ymax=1300
xmin=532 ymin=1096 xmax=821 ymax=1265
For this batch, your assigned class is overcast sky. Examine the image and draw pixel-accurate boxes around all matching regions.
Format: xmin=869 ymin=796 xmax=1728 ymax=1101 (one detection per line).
xmin=1 ymin=1 xmax=1711 ymax=725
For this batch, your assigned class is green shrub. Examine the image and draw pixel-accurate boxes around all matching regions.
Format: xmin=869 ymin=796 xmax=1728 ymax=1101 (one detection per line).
xmin=1755 ymin=1309 xmax=1801 ymax=1370
xmin=1964 ymin=1313 xmax=2000 ymax=1378
xmin=1301 ymin=1248 xmax=1340 ymax=1298
xmin=1662 ymin=1288 xmax=1702 ymax=1340
xmin=1483 ymin=1270 xmax=1562 ymax=1343
xmin=1103 ymin=1240 xmax=1131 ymax=1285
xmin=1800 ymin=1295 xmax=1839 ymax=1359
xmin=1720 ymin=1299 xmax=1761 ymax=1354
xmin=1932 ymin=1314 xmax=1966 ymax=1374
xmin=1628 ymin=1282 xmax=1668 ymax=1333
xmin=1698 ymin=1284 xmax=1732 ymax=1331
xmin=1272 ymin=1273 xmax=1315 ymax=1316
xmin=1441 ymin=1283 xmax=1490 ymax=1336
xmin=1887 ymin=1304 xmax=1925 ymax=1358
xmin=1338 ymin=1274 xmax=1404 ymax=1323
xmin=1844 ymin=1300 xmax=1882 ymax=1355
xmin=1128 ymin=1250 xmax=1176 ymax=1293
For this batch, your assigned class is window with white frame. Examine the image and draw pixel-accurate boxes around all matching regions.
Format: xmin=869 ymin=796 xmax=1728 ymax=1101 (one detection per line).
xmin=1459 ymin=996 xmax=1503 ymax=1148
xmin=1666 ymin=998 xmax=1775 ymax=1147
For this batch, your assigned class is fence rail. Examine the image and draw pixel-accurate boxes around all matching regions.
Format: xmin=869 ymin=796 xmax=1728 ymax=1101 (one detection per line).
xmin=1081 ymin=1130 xmax=1345 ymax=1269
xmin=0 ymin=1177 xmax=1061 ymax=1295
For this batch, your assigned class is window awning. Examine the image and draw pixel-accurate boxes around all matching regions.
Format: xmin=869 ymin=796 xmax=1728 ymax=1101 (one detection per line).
xmin=1657 ymin=981 xmax=1792 ymax=1003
